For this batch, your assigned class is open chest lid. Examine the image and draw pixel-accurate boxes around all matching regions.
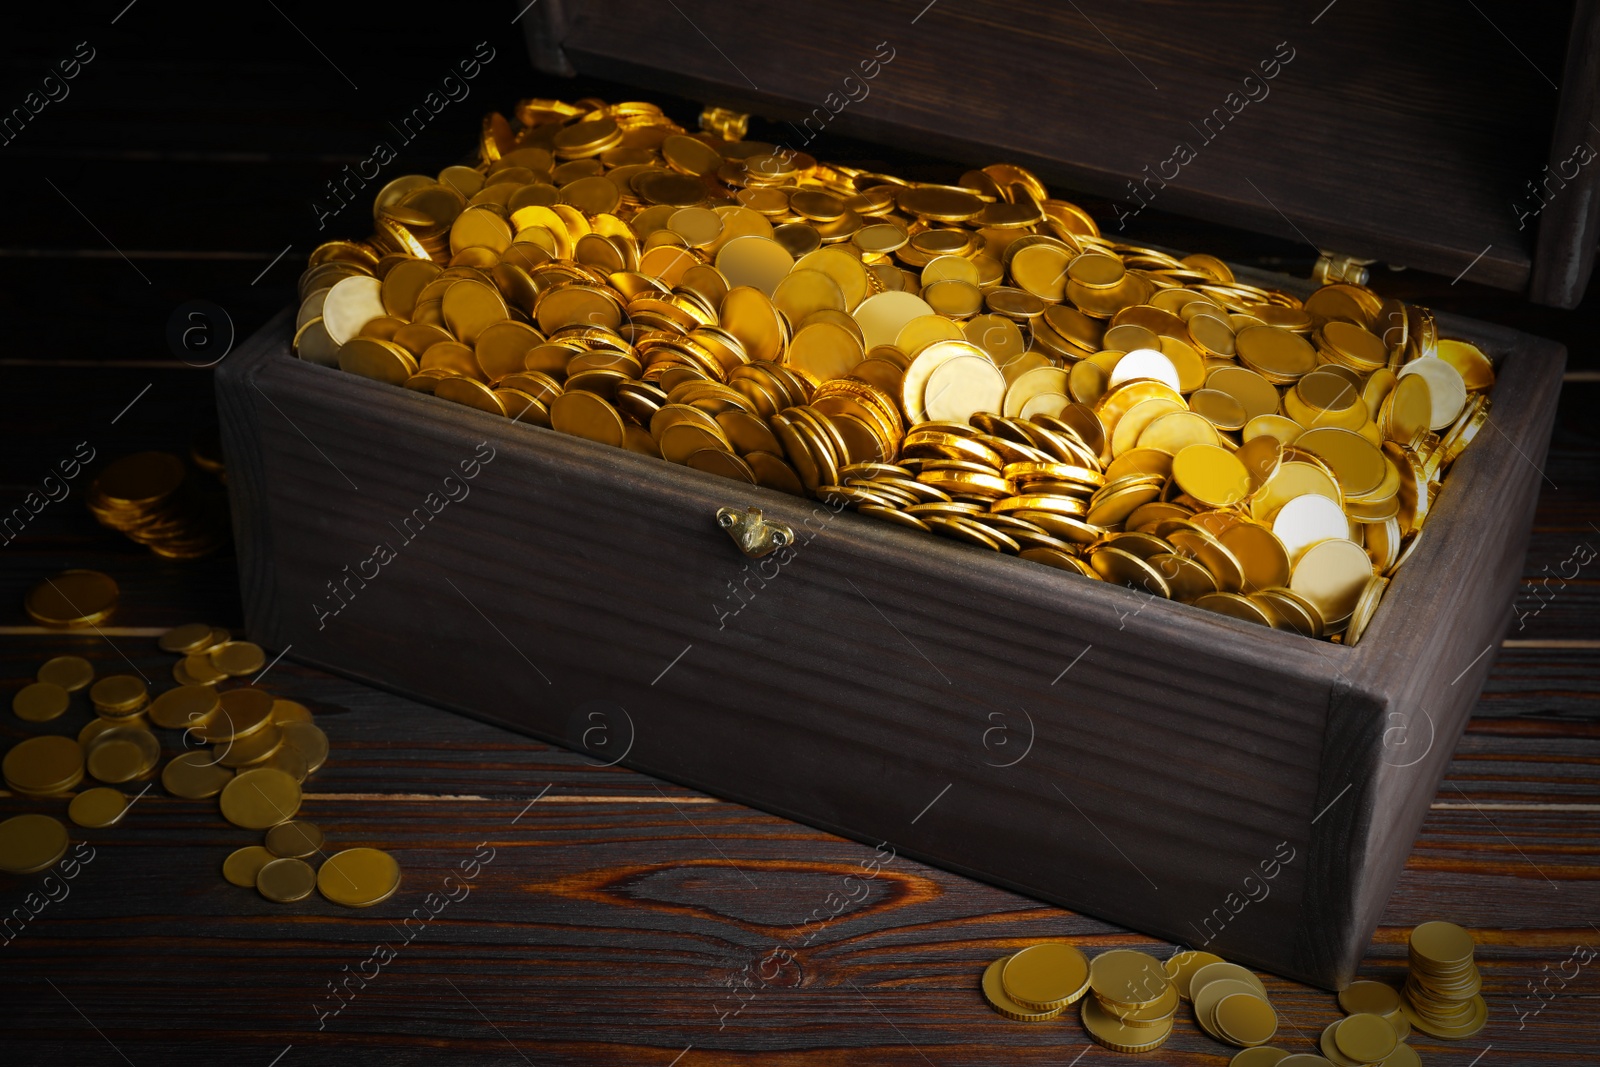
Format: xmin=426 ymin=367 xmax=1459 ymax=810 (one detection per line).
xmin=522 ymin=0 xmax=1597 ymax=307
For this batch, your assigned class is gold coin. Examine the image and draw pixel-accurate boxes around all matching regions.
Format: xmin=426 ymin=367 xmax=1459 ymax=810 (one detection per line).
xmin=321 ymin=275 xmax=386 ymax=344
xmin=1229 ymin=1049 xmax=1291 ymax=1067
xmin=200 ymin=687 xmax=276 ymax=743
xmin=89 ymin=674 xmax=148 ymax=716
xmin=924 ymin=355 xmax=1006 ymax=425
xmin=1236 ymin=325 xmax=1316 ymax=380
xmin=550 ymin=390 xmax=627 ymax=448
xmin=4 ymin=734 xmax=85 ymax=795
xmin=1409 ymin=920 xmax=1475 ymax=966
xmin=786 ymin=321 xmax=864 ymax=385
xmin=1216 ymin=991 xmax=1278 ymax=1047
xmin=1189 ymin=961 xmax=1269 ymax=1001
xmin=1334 ymin=1013 xmax=1397 ymax=1063
xmin=1379 ymin=1043 xmax=1423 ymax=1067
xmin=1081 ymin=994 xmax=1173 ymax=1052
xmin=1194 ymin=978 xmax=1264 ymax=1038
xmin=162 ymin=750 xmax=235 ymax=799
xmin=209 ymin=641 xmax=266 ymax=677
xmin=148 ymin=684 xmax=221 ymax=730
xmin=1001 ymin=942 xmax=1091 ymax=1010
xmin=216 ymin=721 xmax=284 ymax=768
xmin=223 ymin=844 xmax=276 ymax=887
xmin=855 ymin=290 xmax=936 ymax=352
xmin=37 ymin=655 xmax=94 ymax=692
xmin=85 ymin=727 xmax=160 ymax=784
xmin=0 ymin=813 xmax=70 ymax=874
xmin=1296 ymin=428 xmax=1386 ymax=498
xmin=68 ymin=786 xmax=130 ymax=828
xmin=338 ymin=336 xmax=418 ymax=385
xmin=265 ymin=820 xmax=326 ymax=859
xmin=1172 ymin=444 xmax=1251 ymax=507
xmin=318 ymin=847 xmax=402 ymax=907
xmin=271 ymin=699 xmax=314 ymax=725
xmin=1196 ymin=592 xmax=1275 ymax=626
xmin=26 ymin=569 xmax=119 ymax=628
xmin=1289 ymin=538 xmax=1373 ymax=625
xmin=182 ymin=652 xmax=228 ymax=686
xmin=981 ymin=956 xmax=1064 ymax=1021
xmin=1164 ymin=953 xmax=1222 ymax=1004
xmin=281 ymin=722 xmax=330 ymax=775
xmin=158 ymin=623 xmax=217 ymax=654
xmin=1396 ymin=357 xmax=1467 ymax=430
xmin=219 ymin=767 xmax=301 ymax=829
xmin=1436 ymin=338 xmax=1495 ymax=391
xmin=13 ymin=681 xmax=69 ymax=722
xmin=1104 ymin=982 xmax=1179 ymax=1024
xmin=1220 ymin=521 xmax=1291 ymax=592
xmin=257 ymin=856 xmax=318 ymax=903
xmin=1088 ymin=948 xmax=1171 ymax=1007
xmin=1271 ymin=493 xmax=1351 ymax=564
xmin=258 ymin=741 xmax=311 ymax=783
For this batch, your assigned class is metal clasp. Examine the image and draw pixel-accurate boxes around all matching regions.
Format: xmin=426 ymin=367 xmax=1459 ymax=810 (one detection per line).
xmin=699 ymin=106 xmax=750 ymax=141
xmin=1312 ymin=252 xmax=1378 ymax=287
xmin=716 ymin=506 xmax=793 ymax=559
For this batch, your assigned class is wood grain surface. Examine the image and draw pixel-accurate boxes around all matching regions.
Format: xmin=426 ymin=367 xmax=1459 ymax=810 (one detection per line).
xmin=546 ymin=0 xmax=1582 ymax=299
xmin=2 ymin=2 xmax=1598 ymax=1063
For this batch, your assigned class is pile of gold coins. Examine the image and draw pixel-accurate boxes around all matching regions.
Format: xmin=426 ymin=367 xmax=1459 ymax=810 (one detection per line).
xmin=1174 ymin=953 xmax=1281 ymax=1050
xmin=981 ymin=936 xmax=1486 ymax=1063
xmin=1399 ymin=921 xmax=1487 ymax=1039
xmin=1081 ymin=948 xmax=1185 ymax=1053
xmin=1326 ymin=981 xmax=1420 ymax=1067
xmin=5 ymin=572 xmax=400 ymax=905
xmin=294 ymin=95 xmax=1496 ymax=642
xmin=980 ymin=942 xmax=1091 ymax=1022
xmin=87 ymin=450 xmax=228 ymax=559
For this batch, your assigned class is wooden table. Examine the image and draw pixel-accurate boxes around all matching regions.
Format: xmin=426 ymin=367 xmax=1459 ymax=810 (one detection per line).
xmin=3 ymin=5 xmax=1597 ymax=1063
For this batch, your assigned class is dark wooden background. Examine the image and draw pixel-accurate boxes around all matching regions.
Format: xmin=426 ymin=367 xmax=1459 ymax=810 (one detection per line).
xmin=2 ymin=2 xmax=1596 ymax=1063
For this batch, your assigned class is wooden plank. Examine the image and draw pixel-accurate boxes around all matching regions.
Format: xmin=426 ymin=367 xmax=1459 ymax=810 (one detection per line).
xmin=1527 ymin=0 xmax=1600 ymax=307
xmin=548 ymin=0 xmax=1571 ymax=292
xmin=0 ymin=787 xmax=1593 ymax=1064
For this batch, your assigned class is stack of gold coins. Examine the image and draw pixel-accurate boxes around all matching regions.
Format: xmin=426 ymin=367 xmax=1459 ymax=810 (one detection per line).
xmin=295 ymin=95 xmax=1497 ymax=643
xmin=87 ymin=451 xmax=228 ymax=559
xmin=1400 ymin=921 xmax=1488 ymax=1039
xmin=24 ymin=570 xmax=118 ymax=628
xmin=88 ymin=674 xmax=148 ymax=720
xmin=980 ymin=941 xmax=1092 ymax=1022
xmin=1082 ymin=948 xmax=1179 ymax=1052
xmin=1188 ymin=960 xmax=1279 ymax=1048
xmin=158 ymin=623 xmax=263 ymax=686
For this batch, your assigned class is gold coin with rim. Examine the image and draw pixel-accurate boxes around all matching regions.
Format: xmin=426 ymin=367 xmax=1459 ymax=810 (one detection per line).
xmin=69 ymin=786 xmax=130 ymax=828
xmin=13 ymin=681 xmax=70 ymax=723
xmin=219 ymin=767 xmax=301 ymax=830
xmin=318 ymin=847 xmax=402 ymax=907
xmin=257 ymin=857 xmax=318 ymax=903
xmin=37 ymin=655 xmax=94 ymax=692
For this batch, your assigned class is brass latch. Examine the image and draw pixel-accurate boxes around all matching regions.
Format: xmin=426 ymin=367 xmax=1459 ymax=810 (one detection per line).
xmin=1313 ymin=252 xmax=1378 ymax=287
xmin=699 ymin=106 xmax=750 ymax=142
xmin=716 ymin=506 xmax=793 ymax=559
